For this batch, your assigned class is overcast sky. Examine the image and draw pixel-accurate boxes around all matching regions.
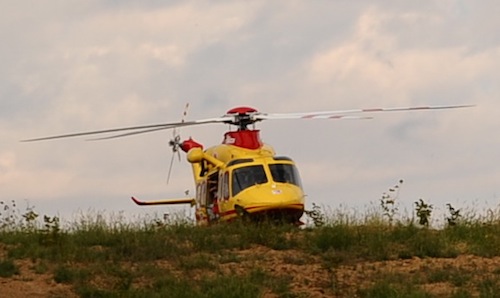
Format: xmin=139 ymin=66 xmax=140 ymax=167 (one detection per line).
xmin=1 ymin=1 xmax=498 ymax=222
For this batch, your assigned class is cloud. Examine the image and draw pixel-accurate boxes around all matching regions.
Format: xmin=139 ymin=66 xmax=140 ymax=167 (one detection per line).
xmin=307 ymin=7 xmax=500 ymax=107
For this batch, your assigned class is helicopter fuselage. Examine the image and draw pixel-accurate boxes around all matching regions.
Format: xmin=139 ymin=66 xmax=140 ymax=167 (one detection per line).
xmin=183 ymin=129 xmax=305 ymax=225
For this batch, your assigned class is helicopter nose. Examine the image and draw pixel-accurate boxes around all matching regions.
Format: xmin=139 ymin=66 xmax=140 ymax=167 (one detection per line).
xmin=236 ymin=184 xmax=305 ymax=211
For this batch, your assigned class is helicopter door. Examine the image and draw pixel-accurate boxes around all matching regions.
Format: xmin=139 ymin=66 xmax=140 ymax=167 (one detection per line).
xmin=207 ymin=173 xmax=218 ymax=205
xmin=206 ymin=172 xmax=219 ymax=221
xmin=198 ymin=182 xmax=207 ymax=207
xmin=217 ymin=171 xmax=230 ymax=219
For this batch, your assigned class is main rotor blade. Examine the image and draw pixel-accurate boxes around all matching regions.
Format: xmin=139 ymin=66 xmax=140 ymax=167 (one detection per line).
xmin=88 ymin=126 xmax=175 ymax=141
xmin=21 ymin=116 xmax=233 ymax=142
xmin=254 ymin=104 xmax=474 ymax=120
xmin=91 ymin=104 xmax=192 ymax=141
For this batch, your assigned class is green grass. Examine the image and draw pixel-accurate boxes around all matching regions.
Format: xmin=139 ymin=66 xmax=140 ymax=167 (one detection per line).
xmin=3 ymin=201 xmax=500 ymax=297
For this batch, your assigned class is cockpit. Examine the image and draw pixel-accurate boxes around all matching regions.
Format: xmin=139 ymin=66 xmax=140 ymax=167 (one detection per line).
xmin=230 ymin=158 xmax=302 ymax=197
xmin=232 ymin=165 xmax=268 ymax=196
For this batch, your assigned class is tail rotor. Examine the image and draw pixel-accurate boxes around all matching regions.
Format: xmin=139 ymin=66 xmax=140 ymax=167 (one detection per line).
xmin=166 ymin=103 xmax=189 ymax=184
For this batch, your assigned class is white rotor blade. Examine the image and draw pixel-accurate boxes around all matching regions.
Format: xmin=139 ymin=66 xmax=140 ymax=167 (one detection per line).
xmin=88 ymin=126 xmax=174 ymax=141
xmin=21 ymin=116 xmax=233 ymax=142
xmin=254 ymin=104 xmax=474 ymax=120
xmin=301 ymin=115 xmax=373 ymax=120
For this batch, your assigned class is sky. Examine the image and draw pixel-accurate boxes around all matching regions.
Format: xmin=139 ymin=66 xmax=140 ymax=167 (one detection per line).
xmin=1 ymin=1 xmax=499 ymax=223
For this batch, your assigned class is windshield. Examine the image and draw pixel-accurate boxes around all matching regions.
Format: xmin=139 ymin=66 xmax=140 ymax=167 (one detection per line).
xmin=232 ymin=165 xmax=268 ymax=196
xmin=269 ymin=164 xmax=302 ymax=187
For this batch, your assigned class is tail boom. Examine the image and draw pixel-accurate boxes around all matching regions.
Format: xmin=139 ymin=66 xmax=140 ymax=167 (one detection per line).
xmin=131 ymin=196 xmax=196 ymax=206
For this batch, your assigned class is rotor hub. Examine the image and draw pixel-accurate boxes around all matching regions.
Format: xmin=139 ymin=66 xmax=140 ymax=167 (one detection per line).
xmin=226 ymin=107 xmax=258 ymax=114
xmin=224 ymin=106 xmax=260 ymax=130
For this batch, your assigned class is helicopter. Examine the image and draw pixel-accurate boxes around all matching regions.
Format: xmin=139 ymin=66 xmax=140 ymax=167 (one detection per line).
xmin=23 ymin=103 xmax=473 ymax=225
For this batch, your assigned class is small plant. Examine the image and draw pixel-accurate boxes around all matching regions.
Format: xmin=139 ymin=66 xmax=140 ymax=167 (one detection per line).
xmin=53 ymin=265 xmax=76 ymax=284
xmin=445 ymin=203 xmax=462 ymax=227
xmin=380 ymin=179 xmax=403 ymax=225
xmin=305 ymin=203 xmax=326 ymax=227
xmin=415 ymin=199 xmax=433 ymax=227
xmin=1 ymin=200 xmax=41 ymax=231
xmin=32 ymin=261 xmax=49 ymax=274
xmin=0 ymin=200 xmax=19 ymax=231
xmin=39 ymin=215 xmax=62 ymax=245
xmin=43 ymin=215 xmax=60 ymax=234
xmin=22 ymin=204 xmax=39 ymax=231
xmin=0 ymin=259 xmax=19 ymax=278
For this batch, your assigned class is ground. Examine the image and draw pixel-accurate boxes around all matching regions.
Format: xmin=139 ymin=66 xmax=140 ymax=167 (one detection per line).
xmin=0 ymin=259 xmax=76 ymax=298
xmin=1 ymin=244 xmax=499 ymax=297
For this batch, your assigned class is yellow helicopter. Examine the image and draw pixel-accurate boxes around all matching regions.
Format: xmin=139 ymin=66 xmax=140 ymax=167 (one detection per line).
xmin=23 ymin=104 xmax=472 ymax=225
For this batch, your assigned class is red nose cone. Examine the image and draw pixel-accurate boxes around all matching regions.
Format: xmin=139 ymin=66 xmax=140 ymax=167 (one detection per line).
xmin=226 ymin=106 xmax=258 ymax=114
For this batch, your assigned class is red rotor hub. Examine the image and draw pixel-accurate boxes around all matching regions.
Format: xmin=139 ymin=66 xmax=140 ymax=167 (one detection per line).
xmin=226 ymin=107 xmax=258 ymax=114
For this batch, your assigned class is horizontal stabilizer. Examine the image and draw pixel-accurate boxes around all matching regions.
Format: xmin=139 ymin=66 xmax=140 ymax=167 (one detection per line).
xmin=131 ymin=196 xmax=196 ymax=206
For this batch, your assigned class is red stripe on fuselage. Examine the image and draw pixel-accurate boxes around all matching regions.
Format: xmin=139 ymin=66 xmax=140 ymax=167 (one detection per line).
xmin=245 ymin=204 xmax=304 ymax=211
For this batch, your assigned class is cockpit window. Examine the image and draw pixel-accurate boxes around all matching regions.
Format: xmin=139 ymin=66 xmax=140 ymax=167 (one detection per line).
xmin=232 ymin=165 xmax=268 ymax=196
xmin=269 ymin=164 xmax=302 ymax=187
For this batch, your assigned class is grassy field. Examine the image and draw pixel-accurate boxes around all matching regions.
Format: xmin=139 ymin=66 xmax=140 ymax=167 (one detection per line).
xmin=2 ymin=199 xmax=500 ymax=297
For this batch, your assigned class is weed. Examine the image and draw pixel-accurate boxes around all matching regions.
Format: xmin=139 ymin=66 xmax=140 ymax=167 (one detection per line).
xmin=0 ymin=200 xmax=19 ymax=231
xmin=178 ymin=253 xmax=217 ymax=271
xmin=268 ymin=274 xmax=295 ymax=297
xmin=311 ymin=224 xmax=355 ymax=252
xmin=219 ymin=252 xmax=242 ymax=264
xmin=358 ymin=281 xmax=400 ymax=298
xmin=415 ymin=199 xmax=433 ymax=227
xmin=21 ymin=204 xmax=39 ymax=232
xmin=32 ymin=260 xmax=49 ymax=274
xmin=283 ymin=255 xmax=309 ymax=266
xmin=358 ymin=280 xmax=433 ymax=298
xmin=200 ymin=271 xmax=264 ymax=298
xmin=42 ymin=215 xmax=60 ymax=234
xmin=427 ymin=268 xmax=471 ymax=286
xmin=0 ymin=201 xmax=44 ymax=232
xmin=53 ymin=265 xmax=76 ymax=284
xmin=0 ymin=258 xmax=19 ymax=277
xmin=451 ymin=288 xmax=472 ymax=298
xmin=478 ymin=278 xmax=500 ymax=297
xmin=75 ymin=287 xmax=115 ymax=298
xmin=407 ymin=228 xmax=457 ymax=258
xmin=38 ymin=215 xmax=62 ymax=246
xmin=380 ymin=179 xmax=403 ymax=225
xmin=446 ymin=203 xmax=462 ymax=227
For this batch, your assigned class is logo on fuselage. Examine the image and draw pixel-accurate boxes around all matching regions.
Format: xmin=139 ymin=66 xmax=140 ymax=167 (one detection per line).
xmin=224 ymin=135 xmax=236 ymax=144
